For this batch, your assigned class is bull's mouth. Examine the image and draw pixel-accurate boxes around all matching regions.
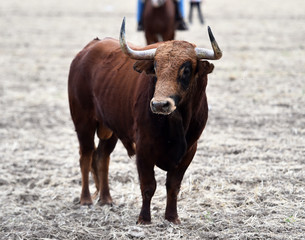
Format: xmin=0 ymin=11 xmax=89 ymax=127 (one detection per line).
xmin=150 ymin=97 xmax=176 ymax=115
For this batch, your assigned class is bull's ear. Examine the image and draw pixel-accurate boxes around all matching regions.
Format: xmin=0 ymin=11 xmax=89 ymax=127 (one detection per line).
xmin=133 ymin=60 xmax=155 ymax=75
xmin=196 ymin=60 xmax=214 ymax=76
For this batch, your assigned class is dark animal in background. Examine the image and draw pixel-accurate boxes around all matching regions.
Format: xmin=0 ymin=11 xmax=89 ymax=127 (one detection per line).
xmin=142 ymin=0 xmax=176 ymax=44
xmin=68 ymin=17 xmax=222 ymax=224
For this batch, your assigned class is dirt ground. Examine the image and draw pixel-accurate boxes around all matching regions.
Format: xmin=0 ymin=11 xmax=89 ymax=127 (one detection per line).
xmin=1 ymin=0 xmax=304 ymax=239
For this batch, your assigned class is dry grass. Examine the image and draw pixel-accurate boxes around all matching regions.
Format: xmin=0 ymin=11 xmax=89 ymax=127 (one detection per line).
xmin=1 ymin=0 xmax=305 ymax=239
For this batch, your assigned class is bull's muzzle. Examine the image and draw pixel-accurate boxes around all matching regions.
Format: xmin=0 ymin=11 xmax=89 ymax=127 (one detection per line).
xmin=150 ymin=97 xmax=176 ymax=115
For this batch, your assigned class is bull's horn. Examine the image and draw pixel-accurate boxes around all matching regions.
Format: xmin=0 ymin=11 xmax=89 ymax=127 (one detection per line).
xmin=119 ymin=17 xmax=156 ymax=60
xmin=195 ymin=26 xmax=222 ymax=60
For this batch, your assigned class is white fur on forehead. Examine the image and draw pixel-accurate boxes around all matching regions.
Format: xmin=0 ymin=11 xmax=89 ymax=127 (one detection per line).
xmin=151 ymin=0 xmax=166 ymax=8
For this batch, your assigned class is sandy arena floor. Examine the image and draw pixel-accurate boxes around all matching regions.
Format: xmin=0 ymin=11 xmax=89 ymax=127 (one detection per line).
xmin=1 ymin=0 xmax=305 ymax=239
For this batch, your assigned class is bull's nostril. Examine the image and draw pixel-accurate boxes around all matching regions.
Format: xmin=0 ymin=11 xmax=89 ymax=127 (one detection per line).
xmin=151 ymin=101 xmax=169 ymax=111
xmin=152 ymin=101 xmax=168 ymax=108
xmin=151 ymin=101 xmax=157 ymax=109
xmin=150 ymin=98 xmax=175 ymax=115
xmin=163 ymin=101 xmax=170 ymax=108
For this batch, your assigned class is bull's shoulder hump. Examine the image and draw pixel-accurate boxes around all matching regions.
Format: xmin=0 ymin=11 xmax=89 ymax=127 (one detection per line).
xmin=101 ymin=37 xmax=119 ymax=44
xmin=84 ymin=38 xmax=122 ymax=58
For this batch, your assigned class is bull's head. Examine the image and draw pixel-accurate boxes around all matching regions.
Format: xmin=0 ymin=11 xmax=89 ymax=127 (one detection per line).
xmin=120 ymin=17 xmax=222 ymax=115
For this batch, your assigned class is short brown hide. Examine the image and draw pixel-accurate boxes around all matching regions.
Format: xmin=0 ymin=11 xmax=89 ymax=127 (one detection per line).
xmin=68 ymin=37 xmax=215 ymax=224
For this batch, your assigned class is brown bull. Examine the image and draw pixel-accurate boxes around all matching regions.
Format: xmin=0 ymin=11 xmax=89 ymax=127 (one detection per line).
xmin=143 ymin=0 xmax=176 ymax=44
xmin=68 ymin=17 xmax=222 ymax=224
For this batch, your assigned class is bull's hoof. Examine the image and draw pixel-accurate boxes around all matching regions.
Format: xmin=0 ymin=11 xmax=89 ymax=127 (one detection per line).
xmin=80 ymin=198 xmax=93 ymax=206
xmin=98 ymin=195 xmax=113 ymax=206
xmin=165 ymin=216 xmax=181 ymax=224
xmin=136 ymin=217 xmax=151 ymax=225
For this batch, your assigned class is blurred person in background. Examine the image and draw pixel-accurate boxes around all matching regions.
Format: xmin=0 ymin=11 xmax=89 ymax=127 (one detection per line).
xmin=188 ymin=0 xmax=204 ymax=24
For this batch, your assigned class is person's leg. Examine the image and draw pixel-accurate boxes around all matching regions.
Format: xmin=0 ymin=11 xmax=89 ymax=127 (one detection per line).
xmin=137 ymin=0 xmax=144 ymax=31
xmin=175 ymin=0 xmax=188 ymax=30
xmin=197 ymin=2 xmax=204 ymax=24
xmin=177 ymin=0 xmax=185 ymax=18
xmin=189 ymin=2 xmax=194 ymax=23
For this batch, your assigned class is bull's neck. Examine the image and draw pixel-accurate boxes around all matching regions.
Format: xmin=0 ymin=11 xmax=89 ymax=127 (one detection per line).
xmin=184 ymin=76 xmax=207 ymax=112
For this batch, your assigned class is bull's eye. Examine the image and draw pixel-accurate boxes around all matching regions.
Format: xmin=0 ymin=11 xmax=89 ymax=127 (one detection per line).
xmin=178 ymin=61 xmax=192 ymax=90
xmin=154 ymin=61 xmax=157 ymax=72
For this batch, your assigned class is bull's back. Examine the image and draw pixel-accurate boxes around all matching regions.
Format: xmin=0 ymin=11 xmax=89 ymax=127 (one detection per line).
xmin=68 ymin=38 xmax=148 ymax=142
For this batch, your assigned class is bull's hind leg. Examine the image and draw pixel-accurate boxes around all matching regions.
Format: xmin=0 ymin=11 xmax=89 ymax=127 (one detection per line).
xmin=76 ymin=122 xmax=96 ymax=205
xmin=91 ymin=123 xmax=118 ymax=205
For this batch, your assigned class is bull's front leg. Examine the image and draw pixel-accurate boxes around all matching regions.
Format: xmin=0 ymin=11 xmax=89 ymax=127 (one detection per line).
xmin=165 ymin=143 xmax=197 ymax=224
xmin=136 ymin=153 xmax=156 ymax=224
